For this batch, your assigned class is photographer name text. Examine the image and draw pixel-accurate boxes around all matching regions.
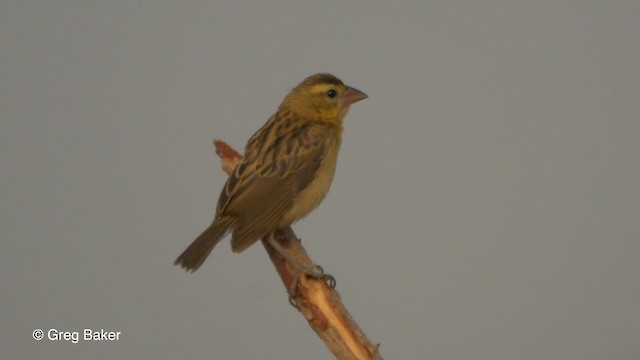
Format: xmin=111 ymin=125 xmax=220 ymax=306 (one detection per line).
xmin=33 ymin=328 xmax=121 ymax=343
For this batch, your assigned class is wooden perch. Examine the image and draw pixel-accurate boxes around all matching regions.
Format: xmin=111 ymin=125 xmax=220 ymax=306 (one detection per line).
xmin=213 ymin=140 xmax=383 ymax=360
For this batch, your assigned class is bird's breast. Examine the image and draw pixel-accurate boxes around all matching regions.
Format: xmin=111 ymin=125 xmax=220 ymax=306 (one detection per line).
xmin=281 ymin=141 xmax=340 ymax=225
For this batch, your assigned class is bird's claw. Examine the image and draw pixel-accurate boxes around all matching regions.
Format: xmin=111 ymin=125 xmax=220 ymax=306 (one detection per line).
xmin=288 ymin=293 xmax=300 ymax=309
xmin=305 ymin=265 xmax=337 ymax=289
xmin=323 ymin=274 xmax=337 ymax=289
xmin=287 ymin=265 xmax=337 ymax=308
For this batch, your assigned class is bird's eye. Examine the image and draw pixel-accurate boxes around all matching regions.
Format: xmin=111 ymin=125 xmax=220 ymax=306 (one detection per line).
xmin=326 ymin=89 xmax=338 ymax=98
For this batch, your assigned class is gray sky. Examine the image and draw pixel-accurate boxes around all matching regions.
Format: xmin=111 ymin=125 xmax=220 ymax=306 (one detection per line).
xmin=2 ymin=1 xmax=639 ymax=359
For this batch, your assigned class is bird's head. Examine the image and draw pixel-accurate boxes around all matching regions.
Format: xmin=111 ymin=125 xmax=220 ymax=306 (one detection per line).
xmin=283 ymin=73 xmax=367 ymax=124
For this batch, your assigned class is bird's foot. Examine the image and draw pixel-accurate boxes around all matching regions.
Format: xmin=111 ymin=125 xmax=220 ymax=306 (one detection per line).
xmin=266 ymin=233 xmax=335 ymax=307
xmin=305 ymin=264 xmax=336 ymax=289
xmin=288 ymin=264 xmax=336 ymax=308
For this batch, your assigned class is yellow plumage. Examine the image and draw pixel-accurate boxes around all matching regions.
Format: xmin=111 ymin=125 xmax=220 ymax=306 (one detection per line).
xmin=175 ymin=73 xmax=367 ymax=272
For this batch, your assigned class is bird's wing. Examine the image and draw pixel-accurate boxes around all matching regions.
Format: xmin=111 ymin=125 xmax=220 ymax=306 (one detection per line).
xmin=216 ymin=126 xmax=327 ymax=252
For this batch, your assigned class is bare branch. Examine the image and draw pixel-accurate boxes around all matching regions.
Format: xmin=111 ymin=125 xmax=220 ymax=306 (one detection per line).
xmin=213 ymin=140 xmax=382 ymax=360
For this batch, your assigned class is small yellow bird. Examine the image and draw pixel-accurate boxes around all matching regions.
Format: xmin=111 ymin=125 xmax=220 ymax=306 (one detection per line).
xmin=175 ymin=73 xmax=367 ymax=272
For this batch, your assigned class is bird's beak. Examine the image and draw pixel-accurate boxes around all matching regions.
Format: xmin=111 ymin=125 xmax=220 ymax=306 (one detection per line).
xmin=340 ymin=87 xmax=368 ymax=106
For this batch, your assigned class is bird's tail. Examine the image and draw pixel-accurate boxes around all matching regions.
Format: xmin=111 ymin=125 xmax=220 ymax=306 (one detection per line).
xmin=174 ymin=218 xmax=231 ymax=272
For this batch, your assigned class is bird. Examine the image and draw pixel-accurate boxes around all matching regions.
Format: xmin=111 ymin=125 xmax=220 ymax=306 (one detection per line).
xmin=174 ymin=73 xmax=367 ymax=272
